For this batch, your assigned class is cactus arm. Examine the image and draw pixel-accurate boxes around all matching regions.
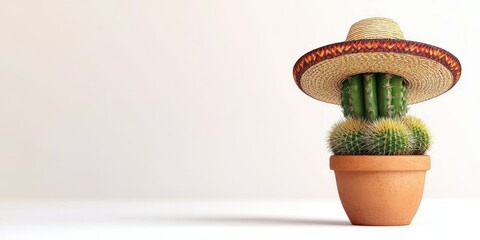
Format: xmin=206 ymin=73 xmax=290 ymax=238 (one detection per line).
xmin=363 ymin=73 xmax=378 ymax=120
xmin=402 ymin=83 xmax=409 ymax=115
xmin=341 ymin=79 xmax=353 ymax=117
xmin=376 ymin=73 xmax=393 ymax=118
xmin=341 ymin=75 xmax=364 ymax=118
xmin=348 ymin=75 xmax=365 ymax=118
xmin=391 ymin=75 xmax=404 ymax=118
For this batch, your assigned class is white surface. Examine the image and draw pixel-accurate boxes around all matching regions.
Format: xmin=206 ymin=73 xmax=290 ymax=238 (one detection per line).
xmin=0 ymin=199 xmax=478 ymax=240
xmin=1 ymin=0 xmax=479 ymax=200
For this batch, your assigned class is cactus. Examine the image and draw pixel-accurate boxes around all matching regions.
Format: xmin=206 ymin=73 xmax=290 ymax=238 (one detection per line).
xmin=376 ymin=73 xmax=407 ymax=118
xmin=365 ymin=118 xmax=412 ymax=155
xmin=403 ymin=116 xmax=432 ymax=154
xmin=332 ymin=73 xmax=431 ymax=156
xmin=342 ymin=73 xmax=407 ymax=120
xmin=341 ymin=75 xmax=364 ymax=118
xmin=401 ymin=83 xmax=409 ymax=115
xmin=328 ymin=118 xmax=367 ymax=155
xmin=363 ymin=73 xmax=379 ymax=120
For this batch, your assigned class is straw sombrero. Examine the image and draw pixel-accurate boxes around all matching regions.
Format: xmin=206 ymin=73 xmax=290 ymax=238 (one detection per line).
xmin=293 ymin=17 xmax=461 ymax=104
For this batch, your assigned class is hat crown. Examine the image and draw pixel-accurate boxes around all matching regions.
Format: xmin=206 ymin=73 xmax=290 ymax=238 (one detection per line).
xmin=346 ymin=17 xmax=405 ymax=41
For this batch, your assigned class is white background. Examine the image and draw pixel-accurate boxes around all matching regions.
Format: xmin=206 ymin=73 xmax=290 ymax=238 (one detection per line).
xmin=1 ymin=0 xmax=479 ymax=201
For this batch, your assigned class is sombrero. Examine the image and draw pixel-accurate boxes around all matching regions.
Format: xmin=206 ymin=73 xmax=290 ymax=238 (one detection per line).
xmin=293 ymin=17 xmax=461 ymax=104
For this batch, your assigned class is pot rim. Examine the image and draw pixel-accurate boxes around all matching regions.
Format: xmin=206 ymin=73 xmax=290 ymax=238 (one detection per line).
xmin=330 ymin=155 xmax=431 ymax=171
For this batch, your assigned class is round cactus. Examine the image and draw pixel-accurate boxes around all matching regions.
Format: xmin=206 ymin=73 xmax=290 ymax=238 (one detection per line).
xmin=403 ymin=116 xmax=432 ymax=154
xmin=328 ymin=118 xmax=367 ymax=155
xmin=365 ymin=118 xmax=412 ymax=155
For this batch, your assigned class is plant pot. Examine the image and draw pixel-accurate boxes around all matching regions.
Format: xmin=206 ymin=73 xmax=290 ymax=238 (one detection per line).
xmin=330 ymin=155 xmax=430 ymax=226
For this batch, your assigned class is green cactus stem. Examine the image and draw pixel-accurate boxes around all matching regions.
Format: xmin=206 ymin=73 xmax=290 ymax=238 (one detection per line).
xmin=403 ymin=116 xmax=432 ymax=154
xmin=402 ymin=83 xmax=409 ymax=115
xmin=376 ymin=73 xmax=392 ymax=117
xmin=362 ymin=73 xmax=379 ymax=120
xmin=328 ymin=118 xmax=367 ymax=155
xmin=341 ymin=79 xmax=353 ymax=117
xmin=365 ymin=118 xmax=412 ymax=155
xmin=376 ymin=73 xmax=408 ymax=118
xmin=341 ymin=75 xmax=364 ymax=118
xmin=391 ymin=75 xmax=404 ymax=117
xmin=342 ymin=73 xmax=408 ymax=119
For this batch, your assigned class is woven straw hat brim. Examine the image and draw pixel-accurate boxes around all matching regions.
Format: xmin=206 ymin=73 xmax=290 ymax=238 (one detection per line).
xmin=293 ymin=39 xmax=461 ymax=105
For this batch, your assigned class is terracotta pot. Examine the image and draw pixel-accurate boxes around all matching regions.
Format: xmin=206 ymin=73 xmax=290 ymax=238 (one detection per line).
xmin=330 ymin=155 xmax=430 ymax=226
